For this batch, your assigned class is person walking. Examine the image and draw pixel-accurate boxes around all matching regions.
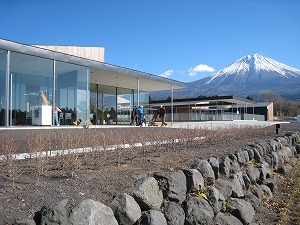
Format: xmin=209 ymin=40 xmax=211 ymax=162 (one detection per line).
xmin=54 ymin=106 xmax=62 ymax=126
xmin=136 ymin=105 xmax=144 ymax=127
xmin=158 ymin=105 xmax=167 ymax=126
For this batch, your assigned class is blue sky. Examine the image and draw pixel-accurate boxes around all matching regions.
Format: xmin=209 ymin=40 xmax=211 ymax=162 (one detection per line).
xmin=1 ymin=0 xmax=299 ymax=83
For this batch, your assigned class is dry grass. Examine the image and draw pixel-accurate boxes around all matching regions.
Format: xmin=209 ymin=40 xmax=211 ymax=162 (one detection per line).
xmin=0 ymin=125 xmax=275 ymax=184
xmin=276 ymin=159 xmax=300 ymax=225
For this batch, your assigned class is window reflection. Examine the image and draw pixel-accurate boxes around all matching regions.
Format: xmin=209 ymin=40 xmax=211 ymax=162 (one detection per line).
xmin=0 ymin=49 xmax=7 ymax=126
xmin=10 ymin=52 xmax=53 ymax=126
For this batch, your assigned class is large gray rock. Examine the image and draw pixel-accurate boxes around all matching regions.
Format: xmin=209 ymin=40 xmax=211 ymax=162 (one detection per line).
xmin=261 ymin=184 xmax=273 ymax=199
xmin=266 ymin=175 xmax=279 ymax=193
xmin=235 ymin=150 xmax=249 ymax=166
xmin=182 ymin=169 xmax=205 ymax=193
xmin=219 ymin=156 xmax=231 ymax=177
xmin=214 ymin=179 xmax=233 ymax=200
xmin=257 ymin=162 xmax=271 ymax=184
xmin=282 ymin=146 xmax=294 ymax=158
xmin=277 ymin=147 xmax=290 ymax=163
xmin=111 ymin=193 xmax=141 ymax=225
xmin=250 ymin=185 xmax=263 ymax=203
xmin=244 ymin=147 xmax=254 ymax=161
xmin=129 ymin=177 xmax=163 ymax=211
xmin=154 ymin=170 xmax=187 ymax=204
xmin=264 ymin=154 xmax=274 ymax=170
xmin=184 ymin=197 xmax=214 ymax=225
xmin=229 ymin=172 xmax=245 ymax=198
xmin=252 ymin=143 xmax=266 ymax=157
xmin=244 ymin=191 xmax=261 ymax=211
xmin=69 ymin=199 xmax=118 ymax=225
xmin=228 ymin=154 xmax=241 ymax=173
xmin=213 ymin=212 xmax=243 ymax=225
xmin=245 ymin=166 xmax=260 ymax=184
xmin=289 ymin=157 xmax=298 ymax=167
xmin=36 ymin=198 xmax=73 ymax=225
xmin=274 ymin=137 xmax=288 ymax=146
xmin=295 ymin=143 xmax=300 ymax=154
xmin=267 ymin=139 xmax=281 ymax=152
xmin=163 ymin=201 xmax=185 ymax=225
xmin=242 ymin=171 xmax=251 ymax=190
xmin=189 ymin=158 xmax=215 ymax=185
xmin=252 ymin=148 xmax=263 ymax=163
xmin=228 ymin=198 xmax=255 ymax=225
xmin=14 ymin=220 xmax=36 ymax=225
xmin=277 ymin=164 xmax=293 ymax=175
xmin=270 ymin=151 xmax=279 ymax=170
xmin=140 ymin=210 xmax=167 ymax=225
xmin=206 ymin=186 xmax=225 ymax=215
xmin=209 ymin=157 xmax=220 ymax=179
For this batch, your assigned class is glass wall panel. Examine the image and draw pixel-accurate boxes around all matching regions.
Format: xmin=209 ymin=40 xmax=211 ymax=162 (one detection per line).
xmin=10 ymin=52 xmax=53 ymax=126
xmin=90 ymin=83 xmax=103 ymax=124
xmin=56 ymin=61 xmax=89 ymax=124
xmin=135 ymin=91 xmax=150 ymax=116
xmin=0 ymin=49 xmax=7 ymax=126
xmin=117 ymin=88 xmax=133 ymax=124
xmin=103 ymin=87 xmax=116 ymax=125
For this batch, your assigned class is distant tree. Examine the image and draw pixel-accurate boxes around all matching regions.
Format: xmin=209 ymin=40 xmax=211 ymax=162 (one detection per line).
xmin=257 ymin=90 xmax=279 ymax=102
xmin=246 ymin=96 xmax=253 ymax=100
xmin=257 ymin=90 xmax=299 ymax=116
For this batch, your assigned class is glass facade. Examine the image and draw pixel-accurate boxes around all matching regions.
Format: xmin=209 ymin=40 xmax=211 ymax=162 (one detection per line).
xmin=0 ymin=49 xmax=7 ymax=126
xmin=10 ymin=52 xmax=53 ymax=126
xmin=0 ymin=44 xmax=151 ymax=127
xmin=89 ymin=84 xmax=136 ymax=125
xmin=56 ymin=61 xmax=89 ymax=124
xmin=117 ymin=88 xmax=134 ymax=124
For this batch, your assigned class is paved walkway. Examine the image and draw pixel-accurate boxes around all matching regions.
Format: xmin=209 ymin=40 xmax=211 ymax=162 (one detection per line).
xmin=0 ymin=120 xmax=290 ymax=131
xmin=169 ymin=120 xmax=290 ymax=130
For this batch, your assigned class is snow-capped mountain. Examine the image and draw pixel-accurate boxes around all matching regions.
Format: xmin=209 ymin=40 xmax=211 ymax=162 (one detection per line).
xmin=205 ymin=54 xmax=300 ymax=87
xmin=151 ymin=54 xmax=300 ymax=100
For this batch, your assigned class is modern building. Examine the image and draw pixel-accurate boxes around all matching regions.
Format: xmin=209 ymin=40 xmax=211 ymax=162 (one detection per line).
xmin=148 ymin=96 xmax=274 ymax=122
xmin=0 ymin=38 xmax=187 ymax=127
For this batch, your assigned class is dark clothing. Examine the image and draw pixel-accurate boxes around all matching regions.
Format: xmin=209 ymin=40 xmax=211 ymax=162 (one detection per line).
xmin=158 ymin=107 xmax=167 ymax=126
xmin=130 ymin=107 xmax=137 ymax=125
xmin=158 ymin=107 xmax=165 ymax=118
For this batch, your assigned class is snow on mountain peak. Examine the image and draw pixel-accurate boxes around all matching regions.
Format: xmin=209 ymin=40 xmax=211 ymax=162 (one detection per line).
xmin=207 ymin=54 xmax=300 ymax=84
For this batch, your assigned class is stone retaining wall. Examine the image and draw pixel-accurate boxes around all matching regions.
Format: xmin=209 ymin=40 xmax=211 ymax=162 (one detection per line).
xmin=17 ymin=132 xmax=300 ymax=225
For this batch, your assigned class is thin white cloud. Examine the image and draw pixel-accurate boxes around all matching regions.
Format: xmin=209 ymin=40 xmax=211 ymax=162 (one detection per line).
xmin=188 ymin=64 xmax=215 ymax=76
xmin=159 ymin=70 xmax=174 ymax=78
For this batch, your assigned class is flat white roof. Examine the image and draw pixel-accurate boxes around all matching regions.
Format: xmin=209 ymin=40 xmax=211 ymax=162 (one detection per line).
xmin=0 ymin=38 xmax=187 ymax=92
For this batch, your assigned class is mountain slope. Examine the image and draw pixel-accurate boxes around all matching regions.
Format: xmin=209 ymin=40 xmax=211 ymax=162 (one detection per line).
xmin=151 ymin=54 xmax=300 ymax=100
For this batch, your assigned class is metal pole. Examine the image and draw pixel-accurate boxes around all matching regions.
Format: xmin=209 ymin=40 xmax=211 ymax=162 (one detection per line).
xmin=53 ymin=60 xmax=56 ymax=126
xmin=253 ymin=103 xmax=254 ymax=120
xmin=86 ymin=68 xmax=90 ymax=122
xmin=5 ymin=51 xmax=10 ymax=127
xmin=10 ymin=73 xmax=13 ymax=126
xmin=116 ymin=87 xmax=118 ymax=124
xmin=171 ymin=85 xmax=173 ymax=126
xmin=137 ymin=78 xmax=140 ymax=106
xmin=96 ymin=84 xmax=99 ymax=124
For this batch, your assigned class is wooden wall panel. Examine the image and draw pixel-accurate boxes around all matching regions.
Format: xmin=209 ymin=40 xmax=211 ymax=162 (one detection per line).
xmin=34 ymin=45 xmax=105 ymax=62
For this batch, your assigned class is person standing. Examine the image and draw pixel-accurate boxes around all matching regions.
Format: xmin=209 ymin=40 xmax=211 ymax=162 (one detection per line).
xmin=54 ymin=106 xmax=62 ymax=126
xmin=136 ymin=105 xmax=144 ymax=127
xmin=130 ymin=105 xmax=137 ymax=125
xmin=158 ymin=105 xmax=167 ymax=126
